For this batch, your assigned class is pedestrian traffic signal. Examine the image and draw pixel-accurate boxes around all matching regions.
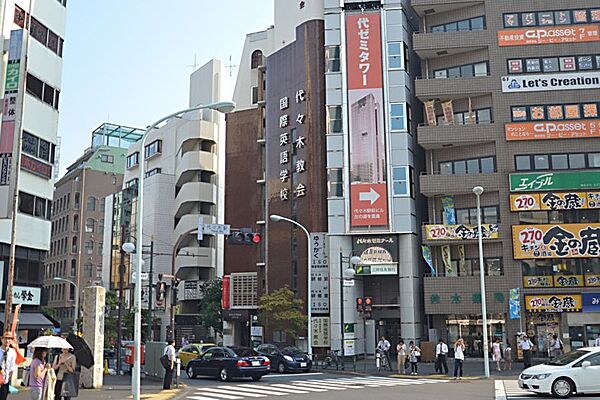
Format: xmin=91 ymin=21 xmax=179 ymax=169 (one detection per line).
xmin=228 ymin=228 xmax=261 ymax=245
xmin=364 ymin=297 xmax=373 ymax=312
xmin=356 ymin=297 xmax=364 ymax=313
xmin=156 ymin=281 xmax=167 ymax=302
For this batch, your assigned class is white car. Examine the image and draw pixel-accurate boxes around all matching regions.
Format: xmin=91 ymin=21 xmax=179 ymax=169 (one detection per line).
xmin=518 ymin=347 xmax=600 ymax=398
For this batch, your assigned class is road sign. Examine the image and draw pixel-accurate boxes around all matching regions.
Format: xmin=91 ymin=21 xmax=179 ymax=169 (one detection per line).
xmin=131 ymin=271 xmax=148 ymax=281
xmin=204 ymin=223 xmax=231 ymax=236
xmin=343 ymin=278 xmax=355 ymax=287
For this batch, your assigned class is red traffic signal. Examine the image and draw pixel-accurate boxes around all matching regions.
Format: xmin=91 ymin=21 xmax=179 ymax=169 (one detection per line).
xmin=356 ymin=297 xmax=364 ymax=312
xmin=364 ymin=297 xmax=373 ymax=312
xmin=251 ymin=233 xmax=261 ymax=244
xmin=229 ymin=229 xmax=262 ymax=245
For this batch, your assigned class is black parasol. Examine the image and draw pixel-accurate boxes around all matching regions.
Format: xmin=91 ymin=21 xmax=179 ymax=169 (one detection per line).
xmin=66 ymin=333 xmax=94 ymax=369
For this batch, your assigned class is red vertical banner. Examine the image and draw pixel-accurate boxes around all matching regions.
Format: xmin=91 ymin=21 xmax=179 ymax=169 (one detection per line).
xmin=346 ymin=12 xmax=389 ymax=228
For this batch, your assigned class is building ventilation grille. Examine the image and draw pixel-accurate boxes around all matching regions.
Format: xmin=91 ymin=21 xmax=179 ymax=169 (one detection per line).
xmin=230 ymin=272 xmax=258 ymax=309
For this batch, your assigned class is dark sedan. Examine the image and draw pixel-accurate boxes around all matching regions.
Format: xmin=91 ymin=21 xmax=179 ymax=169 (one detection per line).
xmin=185 ymin=346 xmax=270 ymax=381
xmin=256 ymin=344 xmax=311 ymax=373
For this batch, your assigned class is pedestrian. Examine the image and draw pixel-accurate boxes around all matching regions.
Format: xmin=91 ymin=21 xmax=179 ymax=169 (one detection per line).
xmin=519 ymin=335 xmax=534 ymax=369
xmin=595 ymin=333 xmax=600 ymax=347
xmin=504 ymin=341 xmax=512 ymax=371
xmin=435 ymin=339 xmax=449 ymax=375
xmin=376 ymin=336 xmax=392 ymax=371
xmin=550 ymin=334 xmax=563 ymax=359
xmin=30 ymin=348 xmax=51 ymax=400
xmin=53 ymin=348 xmax=76 ymax=400
xmin=0 ymin=332 xmax=16 ymax=400
xmin=453 ymin=338 xmax=465 ymax=380
xmin=181 ymin=336 xmax=189 ymax=348
xmin=396 ymin=340 xmax=407 ymax=374
xmin=492 ymin=338 xmax=502 ymax=372
xmin=408 ymin=341 xmax=420 ymax=375
xmin=163 ymin=339 xmax=176 ymax=390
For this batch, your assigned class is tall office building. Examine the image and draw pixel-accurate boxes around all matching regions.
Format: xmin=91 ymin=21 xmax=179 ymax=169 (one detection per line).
xmin=414 ymin=0 xmax=600 ymax=353
xmin=0 ymin=0 xmax=67 ymax=334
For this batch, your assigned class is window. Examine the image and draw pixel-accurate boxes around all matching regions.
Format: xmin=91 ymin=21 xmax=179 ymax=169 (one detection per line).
xmin=86 ymin=196 xmax=96 ymax=212
xmin=70 ymin=259 xmax=76 ymax=277
xmin=251 ymin=50 xmax=263 ymax=69
xmin=18 ymin=192 xmax=34 ymax=215
xmin=325 ymin=46 xmax=340 ymax=72
xmin=84 ymin=241 xmax=94 ymax=255
xmin=145 ymin=168 xmax=161 ymax=178
xmin=390 ymin=103 xmax=407 ymax=131
xmin=73 ymin=214 xmax=79 ymax=231
xmin=127 ymin=152 xmax=139 ymax=168
xmin=26 ymin=73 xmax=60 ymax=109
xmin=431 ymin=16 xmax=486 ymax=32
xmin=83 ymin=263 xmax=93 ymax=277
xmin=85 ymin=218 xmax=95 ymax=233
xmin=21 ymin=131 xmax=55 ymax=163
xmin=589 ymin=153 xmax=600 ymax=168
xmin=516 ymin=155 xmax=532 ymax=171
xmin=100 ymin=198 xmax=105 ymax=212
xmin=511 ymin=102 xmax=600 ymax=122
xmin=125 ymin=178 xmax=139 ymax=189
xmin=144 ymin=140 xmax=162 ymax=158
xmin=387 ymin=42 xmax=404 ymax=69
xmin=29 ymin=17 xmax=48 ymax=45
xmin=508 ymin=53 xmax=600 ymax=74
xmin=327 ymin=106 xmax=342 ymax=134
xmin=327 ymin=169 xmax=343 ymax=198
xmin=455 ymin=207 xmax=500 ymax=224
xmin=74 ymin=192 xmax=80 ymax=210
xmin=392 ymin=166 xmax=410 ymax=196
xmin=18 ymin=192 xmax=50 ymax=219
xmin=251 ymin=86 xmax=259 ymax=105
xmin=433 ymin=62 xmax=488 ymax=78
xmin=100 ymin=154 xmax=114 ymax=163
xmin=439 ymin=157 xmax=496 ymax=175
xmin=515 ymin=153 xmax=600 ymax=171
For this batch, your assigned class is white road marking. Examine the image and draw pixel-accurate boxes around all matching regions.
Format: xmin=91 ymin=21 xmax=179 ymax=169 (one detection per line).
xmin=225 ymin=385 xmax=290 ymax=396
xmin=200 ymin=388 xmax=267 ymax=398
xmin=263 ymin=372 xmax=322 ymax=378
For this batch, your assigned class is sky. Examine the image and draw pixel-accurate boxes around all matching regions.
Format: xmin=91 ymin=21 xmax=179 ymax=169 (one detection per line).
xmin=57 ymin=0 xmax=274 ymax=174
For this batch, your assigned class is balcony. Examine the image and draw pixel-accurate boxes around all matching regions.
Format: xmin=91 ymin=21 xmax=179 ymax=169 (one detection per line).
xmin=419 ymin=172 xmax=501 ymax=197
xmin=175 ymin=181 xmax=217 ymax=217
xmin=175 ymin=213 xmax=216 ymax=240
xmin=175 ymin=246 xmax=216 ymax=280
xmin=411 ymin=0 xmax=484 ymax=16
xmin=421 ymin=223 xmax=500 ymax=245
xmin=413 ymin=29 xmax=492 ymax=59
xmin=416 ymin=75 xmax=494 ymax=100
xmin=175 ymin=150 xmax=217 ymax=178
xmin=417 ymin=122 xmax=497 ymax=150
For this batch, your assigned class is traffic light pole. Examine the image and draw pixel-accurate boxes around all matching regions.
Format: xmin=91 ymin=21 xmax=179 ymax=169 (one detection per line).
xmin=339 ymin=252 xmax=345 ymax=365
xmin=147 ymin=240 xmax=154 ymax=341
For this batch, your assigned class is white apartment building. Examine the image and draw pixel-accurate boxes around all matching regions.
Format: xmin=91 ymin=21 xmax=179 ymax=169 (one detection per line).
xmin=0 ymin=0 xmax=66 ymax=332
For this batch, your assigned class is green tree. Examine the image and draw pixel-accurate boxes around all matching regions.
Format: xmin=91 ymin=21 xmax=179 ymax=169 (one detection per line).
xmin=259 ymin=288 xmax=307 ymax=341
xmin=104 ymin=291 xmax=120 ymax=347
xmin=198 ymin=278 xmax=223 ymax=336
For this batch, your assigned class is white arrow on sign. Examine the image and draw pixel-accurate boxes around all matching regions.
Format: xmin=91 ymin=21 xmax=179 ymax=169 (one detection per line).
xmin=359 ymin=187 xmax=380 ymax=205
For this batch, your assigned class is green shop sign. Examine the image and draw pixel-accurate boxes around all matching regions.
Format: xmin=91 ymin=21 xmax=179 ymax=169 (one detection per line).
xmin=510 ymin=171 xmax=600 ymax=192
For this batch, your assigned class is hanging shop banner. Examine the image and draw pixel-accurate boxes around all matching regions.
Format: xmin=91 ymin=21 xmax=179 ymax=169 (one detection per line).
xmin=457 ymin=245 xmax=466 ymax=274
xmin=441 ymin=196 xmax=456 ymax=225
xmin=310 ymin=233 xmax=329 ymax=314
xmin=510 ymin=171 xmax=600 ymax=192
xmin=512 ymin=223 xmax=600 ymax=259
xmin=582 ymin=293 xmax=600 ymax=312
xmin=425 ymin=224 xmax=499 ymax=240
xmin=505 ymin=119 xmax=600 ymax=141
xmin=509 ymin=288 xmax=521 ymax=320
xmin=525 ymin=294 xmax=582 ymax=313
xmin=498 ymin=25 xmax=600 ymax=47
xmin=510 ymin=192 xmax=600 ymax=211
xmin=312 ymin=316 xmax=330 ymax=347
xmin=346 ymin=11 xmax=389 ymax=228
xmin=421 ymin=245 xmax=436 ymax=276
xmin=441 ymin=245 xmax=454 ymax=276
xmin=441 ymin=100 xmax=454 ymax=125
xmin=501 ymin=71 xmax=600 ymax=93
xmin=425 ymin=100 xmax=437 ymax=126
xmin=523 ymin=276 xmax=553 ymax=288
xmin=353 ymin=235 xmax=398 ymax=276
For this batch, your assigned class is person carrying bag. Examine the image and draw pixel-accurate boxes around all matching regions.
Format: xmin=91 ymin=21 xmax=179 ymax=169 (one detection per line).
xmin=53 ymin=348 xmax=77 ymax=400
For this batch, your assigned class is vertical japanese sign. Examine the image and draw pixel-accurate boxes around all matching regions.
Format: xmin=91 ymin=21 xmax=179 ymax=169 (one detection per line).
xmin=509 ymin=288 xmax=521 ymax=320
xmin=0 ymin=30 xmax=24 ymax=185
xmin=346 ymin=11 xmax=389 ymax=228
xmin=441 ymin=196 xmax=456 ymax=224
xmin=310 ymin=233 xmax=329 ymax=314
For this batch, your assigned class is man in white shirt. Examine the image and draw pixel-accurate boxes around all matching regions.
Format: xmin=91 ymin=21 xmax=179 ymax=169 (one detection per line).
xmin=163 ymin=339 xmax=176 ymax=390
xmin=0 ymin=332 xmax=16 ymax=400
xmin=435 ymin=339 xmax=449 ymax=374
xmin=519 ymin=335 xmax=534 ymax=369
xmin=376 ymin=336 xmax=392 ymax=371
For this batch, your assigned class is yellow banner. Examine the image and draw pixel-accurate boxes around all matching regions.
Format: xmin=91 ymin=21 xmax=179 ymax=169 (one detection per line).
xmin=523 ymin=276 xmax=552 ymax=288
xmin=528 ymin=313 xmax=559 ymax=324
xmin=512 ymin=224 xmax=600 ymax=259
xmin=585 ymin=274 xmax=600 ymax=287
xmin=553 ymin=275 xmax=584 ymax=288
xmin=510 ymin=191 xmax=600 ymax=211
xmin=525 ymin=294 xmax=582 ymax=313
xmin=426 ymin=224 xmax=499 ymax=240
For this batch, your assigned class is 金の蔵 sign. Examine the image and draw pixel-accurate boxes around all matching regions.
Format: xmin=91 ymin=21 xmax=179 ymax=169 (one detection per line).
xmin=512 ymin=224 xmax=600 ymax=259
xmin=525 ymin=294 xmax=581 ymax=313
xmin=425 ymin=224 xmax=499 ymax=240
xmin=510 ymin=192 xmax=600 ymax=211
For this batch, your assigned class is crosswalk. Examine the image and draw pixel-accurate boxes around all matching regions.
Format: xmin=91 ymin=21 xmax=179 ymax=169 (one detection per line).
xmin=496 ymin=380 xmax=588 ymax=400
xmin=186 ymin=376 xmax=449 ymax=400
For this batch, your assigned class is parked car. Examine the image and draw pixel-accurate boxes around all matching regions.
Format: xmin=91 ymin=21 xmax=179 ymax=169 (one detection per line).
xmin=185 ymin=346 xmax=270 ymax=381
xmin=256 ymin=343 xmax=311 ymax=373
xmin=518 ymin=347 xmax=600 ymax=398
xmin=177 ymin=343 xmax=216 ymax=367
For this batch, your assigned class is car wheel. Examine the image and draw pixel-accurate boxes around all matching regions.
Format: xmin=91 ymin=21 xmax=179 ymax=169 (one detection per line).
xmin=251 ymin=375 xmax=262 ymax=381
xmin=219 ymin=368 xmax=229 ymax=382
xmin=551 ymin=377 xmax=574 ymax=398
xmin=186 ymin=365 xmax=196 ymax=379
xmin=277 ymin=362 xmax=287 ymax=374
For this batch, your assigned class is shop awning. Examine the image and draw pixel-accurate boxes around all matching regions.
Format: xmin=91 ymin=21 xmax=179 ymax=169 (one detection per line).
xmin=0 ymin=312 xmax=56 ymax=329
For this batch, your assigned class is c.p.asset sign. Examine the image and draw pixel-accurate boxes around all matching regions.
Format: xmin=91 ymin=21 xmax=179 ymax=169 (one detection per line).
xmin=502 ymin=71 xmax=600 ymax=93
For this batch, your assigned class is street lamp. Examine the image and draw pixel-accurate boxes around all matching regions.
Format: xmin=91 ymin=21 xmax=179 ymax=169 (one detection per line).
xmin=269 ymin=214 xmax=313 ymax=358
xmin=473 ymin=185 xmax=490 ymax=379
xmin=131 ymin=101 xmax=235 ymax=400
xmin=339 ymin=253 xmax=361 ymax=368
xmin=53 ymin=277 xmax=79 ymax=334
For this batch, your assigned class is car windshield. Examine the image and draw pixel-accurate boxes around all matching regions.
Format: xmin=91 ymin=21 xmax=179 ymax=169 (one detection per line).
xmin=231 ymin=348 xmax=258 ymax=357
xmin=547 ymin=350 xmax=590 ymax=366
xmin=281 ymin=346 xmax=304 ymax=355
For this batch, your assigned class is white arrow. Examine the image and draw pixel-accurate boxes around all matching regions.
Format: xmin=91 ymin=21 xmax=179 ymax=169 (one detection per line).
xmin=359 ymin=187 xmax=380 ymax=205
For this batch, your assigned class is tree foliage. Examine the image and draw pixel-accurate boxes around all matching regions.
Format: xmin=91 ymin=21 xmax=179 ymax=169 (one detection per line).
xmin=198 ymin=278 xmax=223 ymax=335
xmin=259 ymin=288 xmax=307 ymax=341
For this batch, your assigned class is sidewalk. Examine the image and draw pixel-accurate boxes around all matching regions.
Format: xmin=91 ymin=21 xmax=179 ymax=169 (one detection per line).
xmin=315 ymin=356 xmax=544 ymax=379
xmin=9 ymin=374 xmax=183 ymax=400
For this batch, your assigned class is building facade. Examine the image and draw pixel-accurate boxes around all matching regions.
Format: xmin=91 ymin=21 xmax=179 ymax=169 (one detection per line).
xmin=0 ymin=0 xmax=67 ymax=334
xmin=45 ymin=124 xmax=141 ymax=331
xmin=414 ymin=0 xmax=600 ymax=354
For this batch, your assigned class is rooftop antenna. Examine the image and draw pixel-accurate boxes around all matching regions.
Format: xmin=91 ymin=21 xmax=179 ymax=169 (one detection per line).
xmin=187 ymin=55 xmax=199 ymax=71
xmin=226 ymin=55 xmax=238 ymax=77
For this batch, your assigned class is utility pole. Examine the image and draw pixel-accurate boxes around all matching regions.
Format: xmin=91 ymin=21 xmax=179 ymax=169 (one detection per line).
xmin=116 ymin=224 xmax=125 ymax=375
xmin=147 ymin=240 xmax=154 ymax=341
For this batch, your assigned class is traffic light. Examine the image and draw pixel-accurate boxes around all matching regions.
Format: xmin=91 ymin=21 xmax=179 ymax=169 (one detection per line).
xmin=364 ymin=297 xmax=373 ymax=318
xmin=356 ymin=297 xmax=364 ymax=313
xmin=156 ymin=281 xmax=167 ymax=302
xmin=228 ymin=228 xmax=261 ymax=245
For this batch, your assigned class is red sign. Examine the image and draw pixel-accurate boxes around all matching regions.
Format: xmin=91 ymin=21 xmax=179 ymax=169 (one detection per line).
xmin=505 ymin=119 xmax=600 ymax=141
xmin=346 ymin=11 xmax=389 ymax=228
xmin=351 ymin=183 xmax=388 ymax=227
xmin=21 ymin=154 xmax=51 ymax=179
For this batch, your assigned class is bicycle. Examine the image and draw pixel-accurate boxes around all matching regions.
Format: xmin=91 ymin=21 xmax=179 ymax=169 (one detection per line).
xmin=376 ymin=349 xmax=391 ymax=372
xmin=322 ymin=349 xmax=343 ymax=370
